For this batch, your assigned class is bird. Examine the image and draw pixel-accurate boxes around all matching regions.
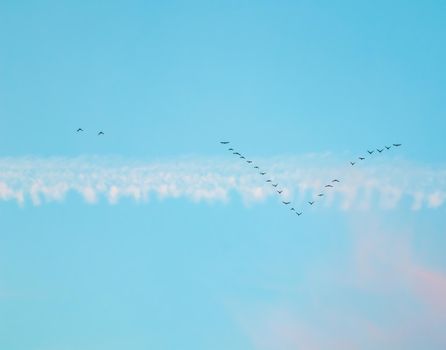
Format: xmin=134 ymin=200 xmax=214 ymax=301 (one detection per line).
xmin=318 ymin=193 xmax=324 ymax=197
xmin=393 ymin=143 xmax=402 ymax=147
xmin=76 ymin=128 xmax=83 ymax=132
xmin=367 ymin=150 xmax=374 ymax=154
xmin=98 ymin=131 xmax=104 ymax=136
xmin=332 ymin=179 xmax=340 ymax=183
xmin=246 ymin=160 xmax=252 ymax=163
xmin=220 ymin=141 xmax=230 ymax=144
xmin=228 ymin=148 xmax=234 ymax=151
xmin=282 ymin=201 xmax=291 ymax=205
xmin=377 ymin=148 xmax=384 ymax=153
xmin=277 ymin=190 xmax=283 ymax=194
xmin=233 ymin=152 xmax=241 ymax=155
xmin=254 ymin=166 xmax=259 ymax=169
xmin=296 ymin=212 xmax=303 ymax=216
xmin=325 ymin=184 xmax=333 ymax=188
xmin=359 ymin=157 xmax=365 ymax=160
xmin=272 ymin=184 xmax=278 ymax=187
xmin=240 ymin=156 xmax=246 ymax=159
xmin=385 ymin=146 xmax=391 ymax=150
xmin=350 ymin=162 xmax=356 ymax=166
xmin=290 ymin=207 xmax=295 ymax=211
xmin=308 ymin=201 xmax=315 ymax=205
xmin=266 ymin=179 xmax=272 ymax=183
xmin=260 ymin=172 xmax=266 ymax=175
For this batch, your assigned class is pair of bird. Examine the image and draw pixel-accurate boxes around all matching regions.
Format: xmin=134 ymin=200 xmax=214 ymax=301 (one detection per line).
xmin=77 ymin=128 xmax=104 ymax=136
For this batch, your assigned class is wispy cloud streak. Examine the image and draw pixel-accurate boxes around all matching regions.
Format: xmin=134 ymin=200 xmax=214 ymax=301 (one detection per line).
xmin=0 ymin=155 xmax=445 ymax=209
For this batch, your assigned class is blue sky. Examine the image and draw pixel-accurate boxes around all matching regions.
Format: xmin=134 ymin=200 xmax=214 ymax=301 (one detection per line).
xmin=1 ymin=1 xmax=446 ymax=349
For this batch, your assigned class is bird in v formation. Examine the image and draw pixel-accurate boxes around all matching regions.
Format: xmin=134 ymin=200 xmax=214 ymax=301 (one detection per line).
xmin=220 ymin=140 xmax=402 ymax=218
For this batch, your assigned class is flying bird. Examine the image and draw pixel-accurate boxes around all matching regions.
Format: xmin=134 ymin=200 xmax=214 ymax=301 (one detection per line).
xmin=260 ymin=172 xmax=266 ymax=175
xmin=228 ymin=148 xmax=234 ymax=151
xmin=233 ymin=152 xmax=241 ymax=155
xmin=240 ymin=156 xmax=245 ymax=159
xmin=220 ymin=141 xmax=230 ymax=144
xmin=76 ymin=128 xmax=83 ymax=132
xmin=246 ymin=160 xmax=252 ymax=163
xmin=290 ymin=207 xmax=295 ymax=211
xmin=350 ymin=162 xmax=356 ymax=166
xmin=282 ymin=201 xmax=291 ymax=205
xmin=98 ymin=131 xmax=104 ymax=136
xmin=367 ymin=150 xmax=374 ymax=154
xmin=393 ymin=143 xmax=402 ymax=147
xmin=359 ymin=157 xmax=365 ymax=160
xmin=332 ymin=179 xmax=340 ymax=183
xmin=377 ymin=148 xmax=384 ymax=153
xmin=325 ymin=184 xmax=333 ymax=188
xmin=277 ymin=190 xmax=283 ymax=194
xmin=385 ymin=146 xmax=391 ymax=150
xmin=308 ymin=201 xmax=315 ymax=205
xmin=254 ymin=166 xmax=259 ymax=169
xmin=318 ymin=193 xmax=324 ymax=197
xmin=296 ymin=212 xmax=303 ymax=216
xmin=266 ymin=179 xmax=272 ymax=183
xmin=272 ymin=184 xmax=278 ymax=187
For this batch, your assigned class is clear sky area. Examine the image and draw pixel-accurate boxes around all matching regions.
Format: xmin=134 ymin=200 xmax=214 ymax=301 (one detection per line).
xmin=1 ymin=1 xmax=446 ymax=349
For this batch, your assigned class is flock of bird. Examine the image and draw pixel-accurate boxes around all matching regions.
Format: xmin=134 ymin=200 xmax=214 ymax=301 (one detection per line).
xmin=76 ymin=128 xmax=104 ymax=136
xmin=219 ymin=141 xmax=402 ymax=217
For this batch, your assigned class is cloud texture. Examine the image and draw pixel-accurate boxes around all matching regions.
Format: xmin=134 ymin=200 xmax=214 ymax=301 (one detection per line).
xmin=0 ymin=155 xmax=445 ymax=209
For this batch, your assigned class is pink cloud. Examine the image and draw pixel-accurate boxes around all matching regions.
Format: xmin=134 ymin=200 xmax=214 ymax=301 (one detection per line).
xmin=234 ymin=214 xmax=446 ymax=350
xmin=408 ymin=264 xmax=446 ymax=314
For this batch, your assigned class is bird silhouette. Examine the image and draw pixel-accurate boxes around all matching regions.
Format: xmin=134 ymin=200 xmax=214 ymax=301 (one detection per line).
xmin=76 ymin=128 xmax=83 ymax=132
xmin=367 ymin=150 xmax=374 ymax=154
xmin=240 ymin=156 xmax=246 ymax=159
xmin=220 ymin=141 xmax=230 ymax=144
xmin=359 ymin=157 xmax=365 ymax=160
xmin=318 ymin=193 xmax=324 ymax=197
xmin=228 ymin=148 xmax=234 ymax=151
xmin=296 ymin=212 xmax=303 ymax=216
xmin=272 ymin=184 xmax=278 ymax=187
xmin=377 ymin=148 xmax=384 ymax=153
xmin=277 ymin=190 xmax=283 ymax=194
xmin=308 ymin=201 xmax=315 ymax=205
xmin=325 ymin=184 xmax=333 ymax=188
xmin=233 ymin=152 xmax=241 ymax=155
xmin=393 ymin=143 xmax=402 ymax=147
xmin=254 ymin=166 xmax=259 ymax=169
xmin=246 ymin=160 xmax=252 ymax=163
xmin=98 ymin=131 xmax=104 ymax=136
xmin=290 ymin=207 xmax=295 ymax=211
xmin=282 ymin=201 xmax=291 ymax=205
xmin=350 ymin=162 xmax=356 ymax=166
xmin=266 ymin=179 xmax=272 ymax=183
xmin=385 ymin=146 xmax=391 ymax=150
xmin=332 ymin=179 xmax=340 ymax=183
xmin=260 ymin=172 xmax=266 ymax=175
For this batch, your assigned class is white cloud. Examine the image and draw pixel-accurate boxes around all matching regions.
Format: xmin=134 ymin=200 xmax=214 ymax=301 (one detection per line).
xmin=0 ymin=155 xmax=445 ymax=210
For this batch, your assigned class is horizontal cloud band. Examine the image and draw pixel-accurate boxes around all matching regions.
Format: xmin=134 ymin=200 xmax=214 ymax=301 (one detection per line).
xmin=0 ymin=155 xmax=445 ymax=209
